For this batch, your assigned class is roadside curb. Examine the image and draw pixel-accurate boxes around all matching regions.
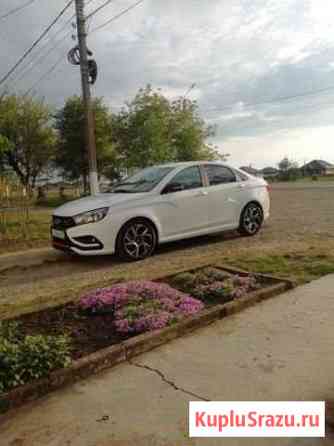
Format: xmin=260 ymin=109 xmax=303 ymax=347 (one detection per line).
xmin=0 ymin=270 xmax=294 ymax=415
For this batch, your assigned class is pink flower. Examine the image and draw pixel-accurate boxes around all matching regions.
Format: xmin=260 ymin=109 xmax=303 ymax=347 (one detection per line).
xmin=78 ymin=280 xmax=204 ymax=335
xmin=114 ymin=319 xmax=130 ymax=334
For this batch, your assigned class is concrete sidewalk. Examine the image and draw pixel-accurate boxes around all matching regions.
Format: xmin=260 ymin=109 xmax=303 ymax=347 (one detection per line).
xmin=1 ymin=275 xmax=334 ymax=445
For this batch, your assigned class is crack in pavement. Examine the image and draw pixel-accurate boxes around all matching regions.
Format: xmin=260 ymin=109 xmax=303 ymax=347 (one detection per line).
xmin=128 ymin=359 xmax=210 ymax=401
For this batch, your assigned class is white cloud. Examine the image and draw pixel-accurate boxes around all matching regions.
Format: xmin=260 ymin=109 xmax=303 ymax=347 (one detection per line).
xmin=1 ymin=0 xmax=334 ymax=166
xmin=218 ymin=125 xmax=334 ymax=168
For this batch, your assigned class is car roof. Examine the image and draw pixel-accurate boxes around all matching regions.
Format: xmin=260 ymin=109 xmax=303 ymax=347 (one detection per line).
xmin=154 ymin=160 xmax=230 ymax=169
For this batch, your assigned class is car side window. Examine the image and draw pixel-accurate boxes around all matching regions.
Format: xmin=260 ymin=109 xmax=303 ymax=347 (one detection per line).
xmin=163 ymin=166 xmax=203 ymax=193
xmin=205 ymin=165 xmax=236 ymax=186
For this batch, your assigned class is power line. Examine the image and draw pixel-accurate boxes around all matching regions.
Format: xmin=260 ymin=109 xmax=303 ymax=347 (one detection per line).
xmin=90 ymin=0 xmax=145 ymax=34
xmin=213 ymin=98 xmax=334 ymax=133
xmin=85 ymin=0 xmax=98 ymax=32
xmin=14 ymin=29 xmax=72 ymax=86
xmin=24 ymin=49 xmax=68 ymax=96
xmin=0 ymin=0 xmax=37 ymax=21
xmin=12 ymin=13 xmax=75 ymax=82
xmin=86 ymin=0 xmax=117 ymax=20
xmin=13 ymin=1 xmax=88 ymax=86
xmin=24 ymin=1 xmax=98 ymax=97
xmin=12 ymin=14 xmax=75 ymax=85
xmin=84 ymin=0 xmax=100 ymax=21
xmin=203 ymin=83 xmax=334 ymax=115
xmin=0 ymin=0 xmax=74 ymax=87
xmin=17 ymin=1 xmax=96 ymax=99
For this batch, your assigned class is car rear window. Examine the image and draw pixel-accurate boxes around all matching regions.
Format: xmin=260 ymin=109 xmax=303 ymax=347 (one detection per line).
xmin=204 ymin=165 xmax=237 ymax=185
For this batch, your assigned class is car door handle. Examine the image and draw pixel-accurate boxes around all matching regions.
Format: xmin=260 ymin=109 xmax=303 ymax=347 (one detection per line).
xmin=238 ymin=183 xmax=246 ymax=189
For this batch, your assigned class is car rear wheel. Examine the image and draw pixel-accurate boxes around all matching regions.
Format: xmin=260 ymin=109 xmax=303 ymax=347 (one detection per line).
xmin=116 ymin=218 xmax=157 ymax=261
xmin=239 ymin=202 xmax=264 ymax=236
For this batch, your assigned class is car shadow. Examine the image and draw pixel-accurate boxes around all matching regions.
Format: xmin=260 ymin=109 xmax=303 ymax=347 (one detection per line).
xmin=62 ymin=230 xmax=242 ymax=268
xmin=157 ymin=230 xmax=239 ymax=255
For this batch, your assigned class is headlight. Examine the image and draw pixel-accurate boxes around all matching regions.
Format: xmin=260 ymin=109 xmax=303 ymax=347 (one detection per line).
xmin=73 ymin=207 xmax=109 ymax=226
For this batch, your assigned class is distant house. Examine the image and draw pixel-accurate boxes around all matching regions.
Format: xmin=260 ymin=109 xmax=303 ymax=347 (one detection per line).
xmin=261 ymin=167 xmax=279 ymax=178
xmin=239 ymin=166 xmax=263 ymax=177
xmin=301 ymin=160 xmax=334 ymax=177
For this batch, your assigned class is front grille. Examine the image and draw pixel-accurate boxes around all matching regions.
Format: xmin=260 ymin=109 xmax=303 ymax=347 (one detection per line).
xmin=52 ymin=215 xmax=75 ymax=230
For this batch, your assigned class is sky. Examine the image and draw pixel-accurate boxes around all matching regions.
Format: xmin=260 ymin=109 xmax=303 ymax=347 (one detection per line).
xmin=1 ymin=0 xmax=334 ymax=168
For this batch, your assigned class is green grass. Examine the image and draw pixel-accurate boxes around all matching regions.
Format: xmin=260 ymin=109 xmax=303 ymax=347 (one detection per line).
xmin=0 ymin=210 xmax=51 ymax=254
xmin=268 ymin=175 xmax=334 ymax=184
xmin=0 ymin=192 xmax=79 ymax=253
xmin=297 ymin=175 xmax=334 ymax=183
xmin=221 ymin=252 xmax=334 ymax=284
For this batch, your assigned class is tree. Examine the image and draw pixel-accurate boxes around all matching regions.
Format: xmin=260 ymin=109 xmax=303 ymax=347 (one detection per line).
xmin=55 ymin=96 xmax=117 ymax=191
xmin=170 ymin=97 xmax=218 ymax=161
xmin=0 ymin=95 xmax=56 ymax=189
xmin=278 ymin=157 xmax=294 ymax=172
xmin=111 ymin=85 xmax=218 ymax=170
xmin=278 ymin=157 xmax=300 ymax=181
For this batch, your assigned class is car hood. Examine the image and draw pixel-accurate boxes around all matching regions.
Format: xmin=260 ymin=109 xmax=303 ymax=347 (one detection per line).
xmin=53 ymin=193 xmax=148 ymax=217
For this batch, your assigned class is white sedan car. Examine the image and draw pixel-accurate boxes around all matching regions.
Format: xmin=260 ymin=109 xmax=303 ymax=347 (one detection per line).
xmin=51 ymin=161 xmax=270 ymax=261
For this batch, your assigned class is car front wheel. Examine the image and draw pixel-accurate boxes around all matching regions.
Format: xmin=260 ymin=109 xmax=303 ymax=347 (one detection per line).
xmin=116 ymin=219 xmax=157 ymax=261
xmin=239 ymin=202 xmax=264 ymax=236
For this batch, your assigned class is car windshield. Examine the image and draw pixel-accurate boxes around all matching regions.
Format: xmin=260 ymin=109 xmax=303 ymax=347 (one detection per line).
xmin=111 ymin=166 xmax=174 ymax=193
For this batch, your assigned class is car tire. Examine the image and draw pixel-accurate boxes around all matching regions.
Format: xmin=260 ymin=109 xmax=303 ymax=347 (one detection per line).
xmin=238 ymin=202 xmax=264 ymax=236
xmin=116 ymin=218 xmax=158 ymax=261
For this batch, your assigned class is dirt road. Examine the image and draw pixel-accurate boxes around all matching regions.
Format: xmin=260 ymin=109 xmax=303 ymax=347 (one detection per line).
xmin=0 ymin=182 xmax=333 ymax=319
xmin=1 ymin=182 xmax=333 ymax=286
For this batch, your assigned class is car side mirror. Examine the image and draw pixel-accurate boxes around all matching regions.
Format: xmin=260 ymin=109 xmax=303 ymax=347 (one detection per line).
xmin=162 ymin=182 xmax=184 ymax=194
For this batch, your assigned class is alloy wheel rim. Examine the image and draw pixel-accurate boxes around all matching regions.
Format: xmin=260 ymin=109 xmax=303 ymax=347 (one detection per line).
xmin=243 ymin=205 xmax=263 ymax=234
xmin=123 ymin=223 xmax=155 ymax=259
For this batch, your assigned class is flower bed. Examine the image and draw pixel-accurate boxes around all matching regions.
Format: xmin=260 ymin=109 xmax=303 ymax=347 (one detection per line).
xmin=1 ymin=280 xmax=205 ymax=363
xmin=79 ymin=281 xmax=204 ymax=334
xmin=0 ymin=267 xmax=277 ymax=396
xmin=0 ymin=266 xmax=293 ymax=412
xmin=166 ymin=267 xmax=262 ymax=305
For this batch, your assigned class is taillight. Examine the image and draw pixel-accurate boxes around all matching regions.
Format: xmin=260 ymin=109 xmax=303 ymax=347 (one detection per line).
xmin=266 ymin=184 xmax=272 ymax=193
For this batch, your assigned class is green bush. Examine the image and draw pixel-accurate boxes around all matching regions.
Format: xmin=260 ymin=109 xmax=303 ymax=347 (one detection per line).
xmin=193 ymin=278 xmax=235 ymax=303
xmin=201 ymin=267 xmax=231 ymax=282
xmin=0 ymin=321 xmax=21 ymax=342
xmin=170 ymin=272 xmax=195 ymax=292
xmin=0 ymin=322 xmax=71 ymax=393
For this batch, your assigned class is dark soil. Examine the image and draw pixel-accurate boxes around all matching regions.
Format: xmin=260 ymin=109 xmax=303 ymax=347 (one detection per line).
xmin=17 ymin=303 xmax=130 ymax=360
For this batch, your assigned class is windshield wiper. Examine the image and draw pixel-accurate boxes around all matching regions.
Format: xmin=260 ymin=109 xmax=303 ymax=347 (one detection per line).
xmin=112 ymin=179 xmax=150 ymax=193
xmin=113 ymin=189 xmax=138 ymax=193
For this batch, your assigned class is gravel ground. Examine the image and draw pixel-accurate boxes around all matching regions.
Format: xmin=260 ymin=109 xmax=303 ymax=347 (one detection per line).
xmin=0 ymin=182 xmax=333 ymax=318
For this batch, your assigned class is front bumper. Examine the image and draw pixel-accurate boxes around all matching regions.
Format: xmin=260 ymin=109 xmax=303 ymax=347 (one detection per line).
xmin=51 ymin=215 xmax=107 ymax=254
xmin=51 ymin=229 xmax=104 ymax=253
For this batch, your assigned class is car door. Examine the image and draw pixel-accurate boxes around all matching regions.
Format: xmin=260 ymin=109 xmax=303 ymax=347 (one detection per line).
xmin=203 ymin=164 xmax=242 ymax=229
xmin=158 ymin=166 xmax=209 ymax=239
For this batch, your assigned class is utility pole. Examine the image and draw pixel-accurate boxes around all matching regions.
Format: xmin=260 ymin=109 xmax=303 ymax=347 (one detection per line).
xmin=74 ymin=0 xmax=99 ymax=195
